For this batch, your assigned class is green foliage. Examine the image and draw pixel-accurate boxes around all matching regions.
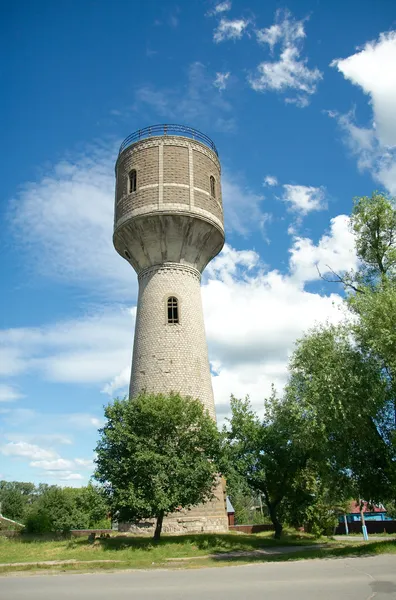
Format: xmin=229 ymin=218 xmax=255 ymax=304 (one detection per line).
xmin=384 ymin=500 xmax=396 ymax=519
xmin=0 ymin=481 xmax=35 ymax=522
xmin=222 ymin=392 xmax=318 ymax=538
xmin=288 ymin=323 xmax=394 ymax=501
xmin=26 ymin=487 xmax=90 ymax=533
xmin=273 ymin=191 xmax=396 ymax=518
xmin=94 ymin=392 xmax=221 ymax=540
xmin=75 ymin=483 xmax=109 ymax=528
xmin=351 ymin=192 xmax=396 ymax=282
xmin=24 ymin=509 xmax=53 ymax=534
xmin=0 ymin=481 xmax=110 ymax=532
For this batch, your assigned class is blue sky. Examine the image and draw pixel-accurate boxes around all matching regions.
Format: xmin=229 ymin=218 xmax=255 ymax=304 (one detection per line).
xmin=1 ymin=0 xmax=395 ymax=486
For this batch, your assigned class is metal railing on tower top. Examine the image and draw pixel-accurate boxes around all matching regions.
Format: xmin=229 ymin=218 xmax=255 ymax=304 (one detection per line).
xmin=118 ymin=124 xmax=218 ymax=156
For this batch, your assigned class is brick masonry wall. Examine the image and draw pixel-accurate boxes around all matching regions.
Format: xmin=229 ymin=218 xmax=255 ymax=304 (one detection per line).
xmin=194 ymin=190 xmax=223 ymax=221
xmin=114 ymin=136 xmax=224 ymax=234
xmin=130 ymin=262 xmax=216 ymax=418
xmin=163 ymin=186 xmax=190 ymax=205
xmin=163 ymin=146 xmax=189 ymax=184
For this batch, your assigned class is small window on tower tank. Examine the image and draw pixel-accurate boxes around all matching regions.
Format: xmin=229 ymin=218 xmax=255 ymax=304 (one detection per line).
xmin=167 ymin=296 xmax=179 ymax=324
xmin=210 ymin=175 xmax=216 ymax=198
xmin=129 ymin=169 xmax=137 ymax=193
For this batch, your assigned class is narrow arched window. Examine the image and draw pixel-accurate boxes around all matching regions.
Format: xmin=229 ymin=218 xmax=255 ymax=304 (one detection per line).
xmin=210 ymin=175 xmax=216 ymax=198
xmin=129 ymin=169 xmax=137 ymax=193
xmin=167 ymin=296 xmax=179 ymax=324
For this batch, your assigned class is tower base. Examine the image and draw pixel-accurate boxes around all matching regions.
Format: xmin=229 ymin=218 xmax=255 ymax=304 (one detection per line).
xmin=118 ymin=479 xmax=229 ymax=536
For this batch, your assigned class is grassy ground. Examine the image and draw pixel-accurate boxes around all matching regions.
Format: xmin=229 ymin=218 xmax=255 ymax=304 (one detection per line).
xmin=0 ymin=531 xmax=394 ymax=574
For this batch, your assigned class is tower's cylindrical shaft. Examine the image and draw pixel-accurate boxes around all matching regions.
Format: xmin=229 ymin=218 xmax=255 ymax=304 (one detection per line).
xmin=130 ymin=263 xmax=215 ymax=419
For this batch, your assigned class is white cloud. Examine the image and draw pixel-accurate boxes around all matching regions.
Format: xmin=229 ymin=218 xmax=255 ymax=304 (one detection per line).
xmin=30 ymin=457 xmax=94 ymax=472
xmin=289 ymin=214 xmax=358 ymax=284
xmin=30 ymin=458 xmax=74 ymax=471
xmin=60 ymin=473 xmax=84 ymax=481
xmin=282 ymin=184 xmax=327 ymax=215
xmin=0 ymin=384 xmax=24 ymax=402
xmin=285 ymin=95 xmax=310 ymax=108
xmin=330 ymin=31 xmax=396 ymax=194
xmin=1 ymin=213 xmax=358 ymax=420
xmin=213 ymin=18 xmax=249 ymax=43
xmin=250 ymin=10 xmax=322 ymax=106
xmin=263 ymin=175 xmax=278 ymax=187
xmin=66 ymin=414 xmax=104 ymax=429
xmin=256 ymin=12 xmax=305 ymax=50
xmin=207 ymin=1 xmax=232 ymax=16
xmin=6 ymin=433 xmax=73 ymax=446
xmin=0 ymin=307 xmax=134 ymax=384
xmin=1 ymin=442 xmax=57 ymax=460
xmin=331 ymin=32 xmax=396 ymax=147
xmin=213 ymin=72 xmax=230 ymax=91
xmin=102 ymin=366 xmax=130 ymax=396
xmin=9 ymin=145 xmax=133 ymax=301
xmin=202 ymin=236 xmax=357 ymax=417
xmin=74 ymin=458 xmax=95 ymax=468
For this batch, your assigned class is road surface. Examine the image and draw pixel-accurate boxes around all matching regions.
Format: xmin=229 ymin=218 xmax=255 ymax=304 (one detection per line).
xmin=1 ymin=555 xmax=395 ymax=599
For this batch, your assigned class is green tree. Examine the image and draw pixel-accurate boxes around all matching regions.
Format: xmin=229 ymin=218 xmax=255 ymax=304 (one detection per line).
xmin=318 ymin=192 xmax=396 ymax=504
xmin=0 ymin=481 xmax=35 ymax=522
xmin=347 ymin=194 xmax=396 ymax=432
xmin=25 ymin=486 xmax=90 ymax=533
xmin=351 ymin=192 xmax=396 ymax=284
xmin=76 ymin=483 xmax=110 ymax=528
xmin=94 ymin=392 xmax=221 ymax=541
xmin=223 ymin=393 xmax=318 ymax=538
xmin=288 ymin=323 xmax=395 ymax=502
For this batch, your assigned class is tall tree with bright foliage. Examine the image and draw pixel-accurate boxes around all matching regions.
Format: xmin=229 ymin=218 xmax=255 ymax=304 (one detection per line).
xmin=94 ymin=392 xmax=221 ymax=540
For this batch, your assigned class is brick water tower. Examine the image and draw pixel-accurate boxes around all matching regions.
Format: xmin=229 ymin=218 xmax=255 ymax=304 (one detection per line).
xmin=113 ymin=124 xmax=228 ymax=533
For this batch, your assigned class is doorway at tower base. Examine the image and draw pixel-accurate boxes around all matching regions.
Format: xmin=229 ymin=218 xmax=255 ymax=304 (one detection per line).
xmin=118 ymin=478 xmax=229 ymax=535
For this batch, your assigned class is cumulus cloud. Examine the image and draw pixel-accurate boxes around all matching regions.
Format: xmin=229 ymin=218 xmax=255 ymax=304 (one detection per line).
xmin=9 ymin=144 xmax=133 ymax=301
xmin=213 ymin=71 xmax=230 ymax=91
xmin=0 ymin=307 xmax=134 ymax=384
xmin=289 ymin=214 xmax=357 ymax=284
xmin=30 ymin=457 xmax=94 ymax=471
xmin=1 ymin=215 xmax=358 ymax=420
xmin=330 ymin=31 xmax=396 ymax=194
xmin=256 ymin=13 xmax=305 ymax=50
xmin=30 ymin=458 xmax=75 ymax=471
xmin=1 ymin=442 xmax=57 ymax=460
xmin=213 ymin=18 xmax=249 ymax=43
xmin=2 ymin=436 xmax=94 ymax=484
xmin=331 ymin=32 xmax=396 ymax=147
xmin=281 ymin=184 xmax=327 ymax=215
xmin=249 ymin=10 xmax=322 ymax=106
xmin=208 ymin=1 xmax=232 ymax=15
xmin=263 ymin=175 xmax=278 ymax=187
xmin=201 ymin=234 xmax=357 ymax=416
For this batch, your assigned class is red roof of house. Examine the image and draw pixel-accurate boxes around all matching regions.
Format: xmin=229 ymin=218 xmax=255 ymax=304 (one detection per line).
xmin=348 ymin=501 xmax=386 ymax=514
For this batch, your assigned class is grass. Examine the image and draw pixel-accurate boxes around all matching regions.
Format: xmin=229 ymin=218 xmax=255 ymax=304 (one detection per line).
xmin=0 ymin=530 xmax=394 ymax=574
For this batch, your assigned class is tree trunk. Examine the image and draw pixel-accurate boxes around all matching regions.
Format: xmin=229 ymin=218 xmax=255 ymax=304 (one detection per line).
xmin=153 ymin=511 xmax=164 ymax=542
xmin=266 ymin=500 xmax=283 ymax=539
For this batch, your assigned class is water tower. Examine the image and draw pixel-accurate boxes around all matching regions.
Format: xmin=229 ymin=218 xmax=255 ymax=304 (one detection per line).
xmin=113 ymin=124 xmax=228 ymax=533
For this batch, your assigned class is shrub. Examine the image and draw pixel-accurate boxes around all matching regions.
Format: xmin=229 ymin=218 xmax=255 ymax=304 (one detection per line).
xmin=25 ymin=509 xmax=53 ymax=534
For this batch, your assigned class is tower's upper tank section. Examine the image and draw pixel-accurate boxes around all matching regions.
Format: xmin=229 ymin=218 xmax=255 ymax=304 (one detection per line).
xmin=113 ymin=124 xmax=225 ymax=274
